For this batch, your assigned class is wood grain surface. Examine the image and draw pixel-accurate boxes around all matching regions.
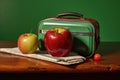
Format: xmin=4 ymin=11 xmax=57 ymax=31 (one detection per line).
xmin=0 ymin=41 xmax=120 ymax=79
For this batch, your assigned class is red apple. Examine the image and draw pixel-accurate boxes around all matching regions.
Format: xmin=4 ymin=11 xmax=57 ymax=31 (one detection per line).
xmin=17 ymin=33 xmax=38 ymax=54
xmin=44 ymin=27 xmax=73 ymax=57
xmin=93 ymin=53 xmax=101 ymax=61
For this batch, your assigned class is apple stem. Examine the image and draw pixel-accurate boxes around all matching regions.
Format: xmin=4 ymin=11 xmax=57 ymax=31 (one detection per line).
xmin=30 ymin=28 xmax=33 ymax=34
xmin=54 ymin=28 xmax=59 ymax=33
xmin=56 ymin=29 xmax=59 ymax=33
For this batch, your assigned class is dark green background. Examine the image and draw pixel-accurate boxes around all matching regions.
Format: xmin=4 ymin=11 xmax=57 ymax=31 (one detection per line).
xmin=0 ymin=0 xmax=120 ymax=42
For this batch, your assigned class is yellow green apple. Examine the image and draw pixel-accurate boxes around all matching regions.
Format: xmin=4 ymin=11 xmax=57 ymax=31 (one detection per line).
xmin=17 ymin=33 xmax=38 ymax=54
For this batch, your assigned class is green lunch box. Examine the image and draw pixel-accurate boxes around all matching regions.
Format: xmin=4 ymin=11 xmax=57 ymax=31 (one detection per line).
xmin=38 ymin=12 xmax=100 ymax=57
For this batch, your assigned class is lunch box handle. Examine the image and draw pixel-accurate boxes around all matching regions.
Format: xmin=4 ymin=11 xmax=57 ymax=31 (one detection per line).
xmin=56 ymin=12 xmax=83 ymax=18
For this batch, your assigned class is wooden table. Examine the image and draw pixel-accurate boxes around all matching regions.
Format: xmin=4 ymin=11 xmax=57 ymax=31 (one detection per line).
xmin=0 ymin=41 xmax=120 ymax=80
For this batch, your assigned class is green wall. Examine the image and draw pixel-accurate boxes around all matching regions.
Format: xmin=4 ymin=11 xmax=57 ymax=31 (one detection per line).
xmin=0 ymin=0 xmax=120 ymax=42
